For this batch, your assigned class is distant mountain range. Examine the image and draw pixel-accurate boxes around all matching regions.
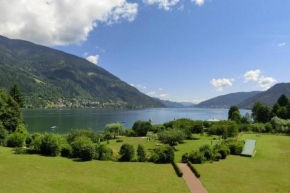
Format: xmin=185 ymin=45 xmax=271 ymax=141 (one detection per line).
xmin=196 ymin=83 xmax=290 ymax=109
xmin=154 ymin=98 xmax=195 ymax=108
xmin=0 ymin=35 xmax=164 ymax=108
xmin=238 ymin=83 xmax=290 ymax=109
xmin=195 ymin=91 xmax=261 ymax=109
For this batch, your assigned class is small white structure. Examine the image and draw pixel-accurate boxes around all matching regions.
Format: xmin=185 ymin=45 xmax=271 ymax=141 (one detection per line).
xmin=206 ymin=118 xmax=220 ymax=122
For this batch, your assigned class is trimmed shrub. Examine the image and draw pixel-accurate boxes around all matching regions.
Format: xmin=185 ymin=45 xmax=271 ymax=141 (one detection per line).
xmin=71 ymin=136 xmax=93 ymax=158
xmin=119 ymin=143 xmax=135 ymax=162
xmin=199 ymin=144 xmax=213 ymax=160
xmin=137 ymin=144 xmax=147 ymax=162
xmin=80 ymin=144 xmax=95 ymax=161
xmin=181 ymin=153 xmax=189 ymax=163
xmin=14 ymin=147 xmax=28 ymax=154
xmin=116 ymin=139 xmax=124 ymax=143
xmin=40 ymin=133 xmax=65 ymax=156
xmin=212 ymin=153 xmax=222 ymax=161
xmin=31 ymin=133 xmax=42 ymax=152
xmin=25 ymin=133 xmax=33 ymax=146
xmin=172 ymin=161 xmax=183 ymax=177
xmin=149 ymin=145 xmax=175 ymax=163
xmin=214 ymin=144 xmax=230 ymax=159
xmin=7 ymin=132 xmax=26 ymax=147
xmin=187 ymin=161 xmax=200 ymax=178
xmin=95 ymin=144 xmax=113 ymax=161
xmin=228 ymin=141 xmax=244 ymax=155
xmin=61 ymin=143 xmax=73 ymax=158
xmin=187 ymin=150 xmax=205 ymax=164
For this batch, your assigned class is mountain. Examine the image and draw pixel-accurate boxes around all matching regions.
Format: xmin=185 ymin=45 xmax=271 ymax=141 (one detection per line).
xmin=0 ymin=35 xmax=164 ymax=108
xmin=195 ymin=91 xmax=261 ymax=109
xmin=154 ymin=98 xmax=195 ymax=108
xmin=238 ymin=83 xmax=290 ymax=109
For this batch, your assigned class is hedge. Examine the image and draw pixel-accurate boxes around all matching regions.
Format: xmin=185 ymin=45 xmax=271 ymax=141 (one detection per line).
xmin=187 ymin=161 xmax=201 ymax=178
xmin=172 ymin=162 xmax=183 ymax=177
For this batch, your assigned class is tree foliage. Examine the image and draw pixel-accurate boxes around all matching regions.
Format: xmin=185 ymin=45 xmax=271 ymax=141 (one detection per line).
xmin=119 ymin=143 xmax=135 ymax=162
xmin=132 ymin=121 xmax=153 ymax=136
xmin=158 ymin=129 xmax=186 ymax=146
xmin=9 ymin=84 xmax=24 ymax=108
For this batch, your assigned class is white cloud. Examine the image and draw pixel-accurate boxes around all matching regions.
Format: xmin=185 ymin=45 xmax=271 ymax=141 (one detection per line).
xmin=0 ymin=0 xmax=138 ymax=46
xmin=147 ymin=92 xmax=156 ymax=97
xmin=192 ymin=0 xmax=205 ymax=6
xmin=243 ymin=69 xmax=261 ymax=82
xmin=178 ymin=5 xmax=184 ymax=11
xmin=278 ymin=42 xmax=286 ymax=47
xmin=210 ymin=78 xmax=234 ymax=92
xmin=159 ymin=93 xmax=169 ymax=99
xmin=159 ymin=88 xmax=163 ymax=91
xmin=258 ymin=76 xmax=277 ymax=90
xmin=143 ymin=0 xmax=180 ymax=11
xmin=86 ymin=55 xmax=99 ymax=65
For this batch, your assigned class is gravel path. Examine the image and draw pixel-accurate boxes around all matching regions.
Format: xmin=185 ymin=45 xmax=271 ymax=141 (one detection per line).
xmin=177 ymin=163 xmax=208 ymax=193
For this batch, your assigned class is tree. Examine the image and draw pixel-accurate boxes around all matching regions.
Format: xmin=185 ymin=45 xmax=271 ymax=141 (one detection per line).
xmin=105 ymin=123 xmax=125 ymax=138
xmin=241 ymin=112 xmax=252 ymax=124
xmin=228 ymin=106 xmax=239 ymax=120
xmin=119 ymin=143 xmax=135 ymax=162
xmin=230 ymin=111 xmax=241 ymax=124
xmin=137 ymin=144 xmax=147 ymax=162
xmin=10 ymin=84 xmax=24 ymax=108
xmin=255 ymin=106 xmax=271 ymax=123
xmin=277 ymin=94 xmax=289 ymax=107
xmin=158 ymin=129 xmax=186 ymax=146
xmin=149 ymin=146 xmax=174 ymax=163
xmin=132 ymin=121 xmax=153 ymax=136
xmin=271 ymin=103 xmax=280 ymax=117
xmin=252 ymin=102 xmax=263 ymax=121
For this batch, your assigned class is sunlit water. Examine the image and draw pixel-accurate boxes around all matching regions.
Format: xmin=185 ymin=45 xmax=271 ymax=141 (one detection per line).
xmin=23 ymin=108 xmax=251 ymax=134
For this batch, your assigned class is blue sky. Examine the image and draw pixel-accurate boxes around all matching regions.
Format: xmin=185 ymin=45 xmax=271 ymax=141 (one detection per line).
xmin=1 ymin=0 xmax=290 ymax=103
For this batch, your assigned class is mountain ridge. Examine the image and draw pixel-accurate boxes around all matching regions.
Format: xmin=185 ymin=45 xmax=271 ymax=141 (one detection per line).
xmin=0 ymin=35 xmax=164 ymax=108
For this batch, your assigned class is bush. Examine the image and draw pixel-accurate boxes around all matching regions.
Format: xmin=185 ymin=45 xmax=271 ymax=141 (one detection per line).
xmin=228 ymin=141 xmax=244 ymax=155
xmin=7 ymin=132 xmax=26 ymax=147
xmin=95 ymin=144 xmax=113 ymax=161
xmin=149 ymin=145 xmax=174 ymax=163
xmin=116 ymin=139 xmax=124 ymax=143
xmin=187 ymin=161 xmax=200 ymax=178
xmin=67 ymin=129 xmax=102 ymax=144
xmin=80 ymin=144 xmax=95 ymax=161
xmin=0 ymin=125 xmax=8 ymax=146
xmin=119 ymin=143 xmax=135 ymax=162
xmin=14 ymin=147 xmax=28 ymax=154
xmin=25 ymin=133 xmax=33 ymax=146
xmin=71 ymin=136 xmax=93 ymax=158
xmin=31 ymin=133 xmax=42 ymax=151
xmin=172 ymin=161 xmax=183 ymax=177
xmin=124 ymin=129 xmax=136 ymax=137
xmin=137 ymin=144 xmax=147 ymax=162
xmin=212 ymin=153 xmax=222 ymax=161
xmin=181 ymin=153 xmax=189 ymax=163
xmin=187 ymin=150 xmax=205 ymax=164
xmin=199 ymin=144 xmax=213 ymax=160
xmin=265 ymin=122 xmax=273 ymax=133
xmin=251 ymin=123 xmax=266 ymax=133
xmin=40 ymin=133 xmax=65 ymax=156
xmin=61 ymin=143 xmax=73 ymax=157
xmin=214 ymin=144 xmax=230 ymax=159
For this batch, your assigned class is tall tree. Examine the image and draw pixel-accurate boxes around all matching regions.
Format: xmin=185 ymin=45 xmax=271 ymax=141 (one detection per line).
xmin=228 ymin=106 xmax=239 ymax=120
xmin=277 ymin=94 xmax=289 ymax=107
xmin=255 ymin=106 xmax=271 ymax=123
xmin=252 ymin=102 xmax=263 ymax=121
xmin=10 ymin=84 xmax=24 ymax=108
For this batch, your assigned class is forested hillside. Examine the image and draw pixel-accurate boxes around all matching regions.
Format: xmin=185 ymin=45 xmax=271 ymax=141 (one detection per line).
xmin=0 ymin=35 xmax=164 ymax=108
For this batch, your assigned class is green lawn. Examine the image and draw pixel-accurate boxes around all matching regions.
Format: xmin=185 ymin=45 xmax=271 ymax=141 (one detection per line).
xmin=102 ymin=135 xmax=216 ymax=162
xmin=0 ymin=147 xmax=189 ymax=193
xmin=195 ymin=134 xmax=290 ymax=193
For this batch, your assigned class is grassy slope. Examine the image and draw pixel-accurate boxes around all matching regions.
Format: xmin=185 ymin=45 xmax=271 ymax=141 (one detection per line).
xmin=102 ymin=135 xmax=216 ymax=162
xmin=0 ymin=147 xmax=189 ymax=193
xmin=195 ymin=134 xmax=290 ymax=193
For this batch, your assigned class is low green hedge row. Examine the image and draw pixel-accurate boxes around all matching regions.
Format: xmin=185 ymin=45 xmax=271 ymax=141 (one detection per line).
xmin=172 ymin=161 xmax=183 ymax=177
xmin=187 ymin=161 xmax=200 ymax=178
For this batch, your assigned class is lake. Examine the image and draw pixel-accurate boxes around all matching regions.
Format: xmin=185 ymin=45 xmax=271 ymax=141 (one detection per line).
xmin=23 ymin=108 xmax=251 ymax=134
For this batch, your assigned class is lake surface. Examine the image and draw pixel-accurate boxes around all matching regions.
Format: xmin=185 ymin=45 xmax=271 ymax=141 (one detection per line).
xmin=23 ymin=108 xmax=251 ymax=134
